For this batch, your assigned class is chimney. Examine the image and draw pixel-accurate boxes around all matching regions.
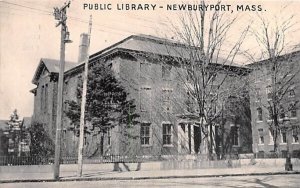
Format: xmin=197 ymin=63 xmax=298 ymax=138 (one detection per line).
xmin=78 ymin=33 xmax=89 ymax=63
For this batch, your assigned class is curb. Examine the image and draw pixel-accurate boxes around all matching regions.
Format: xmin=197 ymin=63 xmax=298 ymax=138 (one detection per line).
xmin=0 ymin=171 xmax=299 ymax=184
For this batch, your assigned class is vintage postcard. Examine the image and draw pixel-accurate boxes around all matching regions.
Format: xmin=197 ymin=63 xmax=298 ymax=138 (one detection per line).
xmin=0 ymin=0 xmax=300 ymax=187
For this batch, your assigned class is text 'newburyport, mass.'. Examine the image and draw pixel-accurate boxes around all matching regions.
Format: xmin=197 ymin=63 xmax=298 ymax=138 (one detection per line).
xmin=83 ymin=3 xmax=264 ymax=12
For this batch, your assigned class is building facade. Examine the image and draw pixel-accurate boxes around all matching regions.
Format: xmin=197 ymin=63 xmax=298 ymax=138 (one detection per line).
xmin=249 ymin=51 xmax=300 ymax=158
xmin=31 ymin=35 xmax=252 ymax=158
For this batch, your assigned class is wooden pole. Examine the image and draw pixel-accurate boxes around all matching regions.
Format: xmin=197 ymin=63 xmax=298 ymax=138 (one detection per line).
xmin=77 ymin=15 xmax=92 ymax=177
xmin=53 ymin=1 xmax=71 ymax=180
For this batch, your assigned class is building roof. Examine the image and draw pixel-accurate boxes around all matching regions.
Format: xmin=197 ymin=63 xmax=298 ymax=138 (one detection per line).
xmin=89 ymin=34 xmax=243 ymax=68
xmin=32 ymin=34 xmax=247 ymax=84
xmin=246 ymin=50 xmax=300 ymax=67
xmin=32 ymin=58 xmax=77 ymax=84
xmin=42 ymin=58 xmax=76 ymax=73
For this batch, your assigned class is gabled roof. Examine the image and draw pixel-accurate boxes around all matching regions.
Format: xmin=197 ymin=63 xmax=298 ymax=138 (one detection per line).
xmin=90 ymin=34 xmax=189 ymax=59
xmin=89 ymin=34 xmax=243 ymax=68
xmin=33 ymin=35 xmax=247 ymax=81
xmin=32 ymin=58 xmax=77 ymax=85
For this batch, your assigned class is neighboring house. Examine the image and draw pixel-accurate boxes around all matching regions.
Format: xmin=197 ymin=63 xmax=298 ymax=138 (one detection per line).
xmin=0 ymin=116 xmax=30 ymax=157
xmin=0 ymin=120 xmax=9 ymax=156
xmin=30 ymin=34 xmax=252 ymax=158
xmin=248 ymin=50 xmax=300 ymax=158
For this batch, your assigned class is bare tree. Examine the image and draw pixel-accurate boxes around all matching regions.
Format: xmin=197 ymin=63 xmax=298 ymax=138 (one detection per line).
xmin=160 ymin=0 xmax=250 ymax=159
xmin=247 ymin=9 xmax=300 ymax=155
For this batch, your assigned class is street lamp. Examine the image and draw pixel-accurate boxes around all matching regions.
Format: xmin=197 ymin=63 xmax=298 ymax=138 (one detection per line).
xmin=283 ymin=115 xmax=293 ymax=171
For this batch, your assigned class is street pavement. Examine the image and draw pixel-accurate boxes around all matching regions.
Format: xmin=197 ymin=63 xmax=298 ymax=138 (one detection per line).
xmin=0 ymin=165 xmax=299 ymax=183
xmin=1 ymin=174 xmax=300 ymax=188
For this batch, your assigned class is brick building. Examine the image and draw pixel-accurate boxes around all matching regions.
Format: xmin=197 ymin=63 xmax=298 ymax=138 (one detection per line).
xmin=248 ymin=50 xmax=300 ymax=157
xmin=31 ymin=34 xmax=252 ymax=158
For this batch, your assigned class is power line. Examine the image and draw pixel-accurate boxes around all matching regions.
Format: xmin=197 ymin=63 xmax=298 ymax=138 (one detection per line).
xmin=0 ymin=1 xmax=52 ymax=14
xmin=0 ymin=5 xmax=52 ymax=17
xmin=0 ymin=1 xmax=168 ymax=31
xmin=0 ymin=4 xmax=143 ymax=36
xmin=0 ymin=1 xmax=173 ymax=41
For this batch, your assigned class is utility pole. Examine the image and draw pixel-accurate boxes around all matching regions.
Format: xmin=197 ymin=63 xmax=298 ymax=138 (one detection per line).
xmin=77 ymin=15 xmax=92 ymax=177
xmin=53 ymin=1 xmax=72 ymax=180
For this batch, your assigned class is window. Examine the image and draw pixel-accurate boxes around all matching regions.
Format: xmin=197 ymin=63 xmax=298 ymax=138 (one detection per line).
xmin=84 ymin=135 xmax=87 ymax=145
xmin=290 ymin=103 xmax=297 ymax=118
xmin=186 ymin=91 xmax=193 ymax=113
xmin=255 ymin=88 xmax=261 ymax=102
xmin=162 ymin=65 xmax=171 ymax=80
xmin=231 ymin=125 xmax=239 ymax=146
xmin=266 ymin=86 xmax=272 ymax=100
xmin=281 ymin=129 xmax=287 ymax=143
xmin=279 ymin=105 xmax=285 ymax=119
xmin=269 ymin=129 xmax=276 ymax=145
xmin=258 ymin=129 xmax=264 ymax=144
xmin=44 ymin=84 xmax=48 ymax=113
xmin=40 ymin=84 xmax=48 ymax=113
xmin=163 ymin=123 xmax=172 ymax=145
xmin=268 ymin=106 xmax=273 ymax=120
xmin=162 ymin=89 xmax=172 ymax=112
xmin=257 ymin=107 xmax=263 ymax=121
xmin=140 ymin=62 xmax=151 ymax=81
xmin=140 ymin=123 xmax=151 ymax=146
xmin=292 ymin=127 xmax=299 ymax=143
xmin=41 ymin=85 xmax=44 ymax=112
xmin=107 ymin=128 xmax=111 ymax=145
xmin=140 ymin=87 xmax=151 ymax=112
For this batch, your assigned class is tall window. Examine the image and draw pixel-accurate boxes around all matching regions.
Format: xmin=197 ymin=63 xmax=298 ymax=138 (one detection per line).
xmin=281 ymin=130 xmax=287 ymax=143
xmin=107 ymin=128 xmax=111 ymax=145
xmin=162 ymin=89 xmax=172 ymax=112
xmin=140 ymin=123 xmax=151 ymax=146
xmin=140 ymin=87 xmax=151 ymax=112
xmin=140 ymin=62 xmax=151 ymax=81
xmin=163 ymin=123 xmax=172 ymax=145
xmin=258 ymin=129 xmax=264 ymax=144
xmin=266 ymin=86 xmax=272 ymax=100
xmin=41 ymin=85 xmax=44 ymax=112
xmin=292 ymin=127 xmax=299 ymax=143
xmin=269 ymin=129 xmax=275 ymax=144
xmin=257 ymin=107 xmax=263 ymax=121
xmin=279 ymin=105 xmax=285 ymax=119
xmin=186 ymin=91 xmax=193 ymax=113
xmin=290 ymin=103 xmax=297 ymax=118
xmin=44 ymin=84 xmax=48 ymax=113
xmin=40 ymin=84 xmax=48 ymax=113
xmin=255 ymin=88 xmax=261 ymax=102
xmin=231 ymin=126 xmax=239 ymax=146
xmin=162 ymin=65 xmax=171 ymax=80
xmin=268 ymin=106 xmax=273 ymax=120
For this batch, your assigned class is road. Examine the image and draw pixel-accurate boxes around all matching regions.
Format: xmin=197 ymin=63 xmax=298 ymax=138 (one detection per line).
xmin=1 ymin=174 xmax=299 ymax=188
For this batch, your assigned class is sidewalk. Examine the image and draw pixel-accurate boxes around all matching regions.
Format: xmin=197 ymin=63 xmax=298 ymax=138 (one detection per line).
xmin=0 ymin=165 xmax=299 ymax=183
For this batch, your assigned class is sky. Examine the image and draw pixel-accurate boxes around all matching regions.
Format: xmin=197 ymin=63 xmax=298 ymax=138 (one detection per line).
xmin=0 ymin=0 xmax=300 ymax=119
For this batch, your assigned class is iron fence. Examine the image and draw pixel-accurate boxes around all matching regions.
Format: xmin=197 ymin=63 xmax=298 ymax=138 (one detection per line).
xmin=0 ymin=155 xmax=53 ymax=166
xmin=2 ymin=152 xmax=298 ymax=166
xmin=0 ymin=154 xmax=226 ymax=166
